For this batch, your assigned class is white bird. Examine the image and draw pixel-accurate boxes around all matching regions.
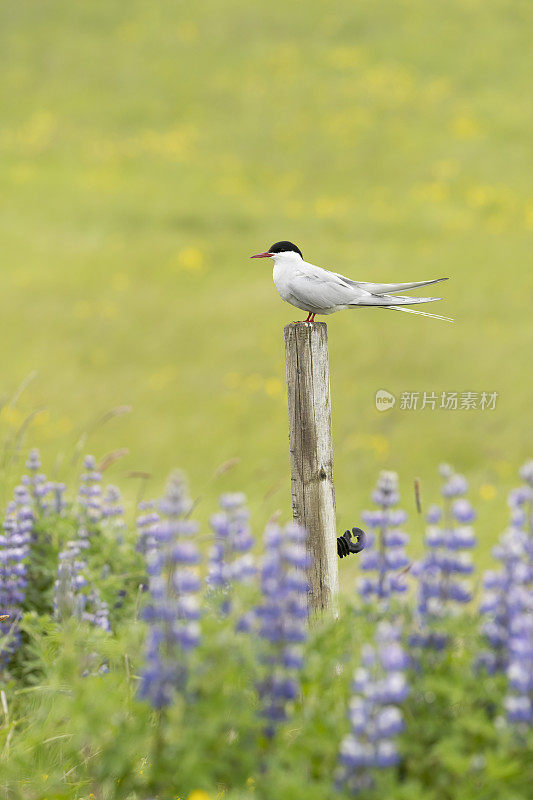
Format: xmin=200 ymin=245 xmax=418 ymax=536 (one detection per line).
xmin=251 ymin=241 xmax=453 ymax=323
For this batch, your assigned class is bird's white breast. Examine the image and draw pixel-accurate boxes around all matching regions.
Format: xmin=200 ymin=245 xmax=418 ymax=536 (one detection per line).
xmin=272 ymin=261 xmax=293 ymax=303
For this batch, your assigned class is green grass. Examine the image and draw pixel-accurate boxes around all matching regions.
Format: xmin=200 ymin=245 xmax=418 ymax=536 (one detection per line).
xmin=0 ymin=0 xmax=532 ymax=568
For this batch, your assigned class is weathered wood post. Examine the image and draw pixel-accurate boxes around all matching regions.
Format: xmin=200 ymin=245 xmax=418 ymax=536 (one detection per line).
xmin=284 ymin=321 xmax=339 ymax=612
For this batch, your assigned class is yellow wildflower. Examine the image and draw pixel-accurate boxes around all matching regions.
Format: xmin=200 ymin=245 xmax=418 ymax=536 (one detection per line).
xmin=451 ymin=114 xmax=480 ymax=139
xmin=1 ymin=407 xmax=23 ymax=426
xmin=479 ymin=484 xmax=497 ymax=501
xmin=370 ymin=435 xmax=389 ymax=457
xmin=174 ymin=246 xmax=205 ymax=274
xmin=265 ymin=378 xmax=282 ymax=397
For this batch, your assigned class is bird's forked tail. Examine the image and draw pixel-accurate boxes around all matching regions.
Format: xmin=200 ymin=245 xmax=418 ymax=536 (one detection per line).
xmin=388 ymin=305 xmax=454 ymax=323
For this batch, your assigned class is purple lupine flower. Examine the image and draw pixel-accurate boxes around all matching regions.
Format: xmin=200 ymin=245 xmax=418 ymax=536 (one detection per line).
xmin=411 ymin=465 xmax=475 ymax=651
xmin=102 ymin=485 xmax=126 ymax=543
xmin=479 ymin=471 xmax=532 ymax=676
xmin=358 ymin=472 xmax=409 ymax=604
xmin=504 ymin=607 xmax=533 ymax=725
xmin=82 ymin=589 xmax=111 ymax=633
xmin=207 ymin=493 xmax=256 ymax=613
xmin=22 ymin=448 xmax=54 ymax=514
xmin=158 ymin=470 xmax=193 ymax=519
xmin=518 ymin=460 xmax=533 ymax=488
xmin=25 ymin=448 xmax=41 ymax=474
xmin=0 ymin=495 xmax=32 ymax=665
xmin=138 ymin=472 xmax=201 ymax=709
xmin=54 ymin=535 xmax=111 ymax=633
xmin=441 ymin=474 xmax=469 ymax=498
xmin=479 ymin=464 xmax=533 ymax=727
xmin=219 ymin=492 xmax=247 ymax=511
xmin=371 ymin=471 xmax=400 ymax=508
xmin=136 ymin=500 xmax=160 ymax=555
xmin=336 ymin=621 xmax=408 ymax=794
xmin=53 ymin=475 xmax=115 ymax=632
xmin=255 ymin=522 xmax=311 ymax=737
xmin=77 ymin=455 xmax=102 ymax=524
xmin=102 ymin=485 xmax=124 ymax=520
xmin=426 ymin=504 xmax=442 ymax=525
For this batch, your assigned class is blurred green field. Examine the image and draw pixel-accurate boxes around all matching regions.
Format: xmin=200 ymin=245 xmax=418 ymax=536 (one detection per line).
xmin=0 ymin=0 xmax=532 ymax=565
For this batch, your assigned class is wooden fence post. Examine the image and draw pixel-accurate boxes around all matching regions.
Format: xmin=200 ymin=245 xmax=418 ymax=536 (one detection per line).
xmin=284 ymin=321 xmax=339 ymax=612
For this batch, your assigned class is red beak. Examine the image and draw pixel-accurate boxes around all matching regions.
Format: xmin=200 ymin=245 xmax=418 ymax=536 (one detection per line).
xmin=250 ymin=251 xmax=273 ymax=259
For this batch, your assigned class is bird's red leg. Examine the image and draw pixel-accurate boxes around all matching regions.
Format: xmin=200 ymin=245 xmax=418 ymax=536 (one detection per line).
xmin=310 ymin=313 xmax=316 ymax=322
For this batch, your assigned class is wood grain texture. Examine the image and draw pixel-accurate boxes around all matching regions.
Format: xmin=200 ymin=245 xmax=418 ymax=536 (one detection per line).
xmin=284 ymin=321 xmax=339 ymax=612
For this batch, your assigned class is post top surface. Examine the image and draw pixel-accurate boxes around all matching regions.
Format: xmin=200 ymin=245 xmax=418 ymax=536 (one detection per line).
xmin=284 ymin=321 xmax=328 ymax=333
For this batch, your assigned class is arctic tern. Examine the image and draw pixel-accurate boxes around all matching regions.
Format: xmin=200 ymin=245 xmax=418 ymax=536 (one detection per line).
xmin=251 ymin=241 xmax=452 ymax=322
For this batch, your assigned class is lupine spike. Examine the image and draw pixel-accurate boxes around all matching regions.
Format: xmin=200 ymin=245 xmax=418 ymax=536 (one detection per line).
xmin=336 ymin=620 xmax=409 ymax=794
xmin=479 ymin=463 xmax=533 ymax=726
xmin=102 ymin=484 xmax=126 ymax=543
xmin=207 ymin=492 xmax=256 ymax=614
xmin=0 ymin=487 xmax=34 ymax=665
xmin=357 ymin=472 xmax=409 ymax=604
xmin=410 ymin=465 xmax=476 ymax=651
xmin=255 ymin=522 xmax=310 ymax=737
xmin=138 ymin=472 xmax=202 ymax=709
xmin=23 ymin=448 xmax=54 ymax=514
xmin=77 ymin=455 xmax=102 ymax=525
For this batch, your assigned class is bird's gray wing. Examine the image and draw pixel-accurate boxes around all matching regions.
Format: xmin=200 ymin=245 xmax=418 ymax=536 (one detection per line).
xmin=289 ymin=267 xmax=364 ymax=310
xmin=335 ymin=274 xmax=448 ymax=295
xmin=289 ymin=264 xmax=449 ymax=311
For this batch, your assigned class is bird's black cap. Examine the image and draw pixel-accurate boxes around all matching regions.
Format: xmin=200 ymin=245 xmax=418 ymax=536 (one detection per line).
xmin=268 ymin=241 xmax=303 ymax=258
